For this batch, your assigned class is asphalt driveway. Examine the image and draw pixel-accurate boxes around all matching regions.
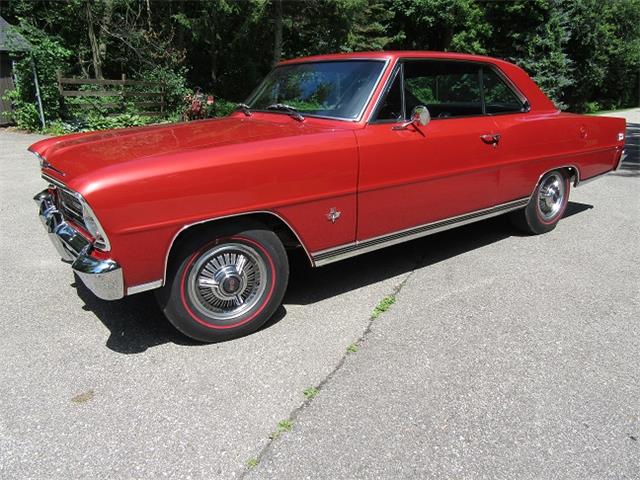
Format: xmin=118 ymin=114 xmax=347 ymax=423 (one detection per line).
xmin=0 ymin=118 xmax=638 ymax=479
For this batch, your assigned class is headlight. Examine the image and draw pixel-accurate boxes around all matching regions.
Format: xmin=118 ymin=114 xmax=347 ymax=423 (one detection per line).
xmin=79 ymin=197 xmax=111 ymax=251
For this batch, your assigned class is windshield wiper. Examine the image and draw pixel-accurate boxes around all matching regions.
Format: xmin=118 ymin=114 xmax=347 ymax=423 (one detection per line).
xmin=266 ymin=103 xmax=304 ymax=122
xmin=236 ymin=103 xmax=252 ymax=116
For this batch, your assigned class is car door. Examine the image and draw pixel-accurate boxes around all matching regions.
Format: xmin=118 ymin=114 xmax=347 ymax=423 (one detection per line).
xmin=355 ymin=59 xmax=501 ymax=241
xmin=477 ymin=65 xmax=543 ymax=204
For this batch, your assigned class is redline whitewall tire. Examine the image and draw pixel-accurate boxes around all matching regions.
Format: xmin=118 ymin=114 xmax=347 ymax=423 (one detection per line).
xmin=156 ymin=224 xmax=289 ymax=342
xmin=510 ymin=169 xmax=570 ymax=234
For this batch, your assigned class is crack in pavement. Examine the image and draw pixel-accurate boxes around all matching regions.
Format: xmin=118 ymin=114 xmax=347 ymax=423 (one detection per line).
xmin=240 ymin=256 xmax=426 ymax=478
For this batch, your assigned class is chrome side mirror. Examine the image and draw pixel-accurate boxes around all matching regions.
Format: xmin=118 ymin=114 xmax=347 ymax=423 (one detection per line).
xmin=412 ymin=105 xmax=430 ymax=126
xmin=392 ymin=105 xmax=430 ymax=132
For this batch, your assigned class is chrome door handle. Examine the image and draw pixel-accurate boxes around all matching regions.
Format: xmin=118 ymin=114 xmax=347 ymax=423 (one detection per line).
xmin=480 ymin=134 xmax=500 ymax=147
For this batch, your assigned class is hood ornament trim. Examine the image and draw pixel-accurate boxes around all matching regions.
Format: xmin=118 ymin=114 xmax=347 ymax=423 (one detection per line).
xmin=42 ymin=160 xmax=66 ymax=176
xmin=33 ymin=152 xmax=66 ymax=176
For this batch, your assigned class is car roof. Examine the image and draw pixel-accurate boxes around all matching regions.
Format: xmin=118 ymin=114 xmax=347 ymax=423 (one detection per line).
xmin=278 ymin=50 xmax=558 ymax=115
xmin=278 ymin=51 xmax=508 ymax=66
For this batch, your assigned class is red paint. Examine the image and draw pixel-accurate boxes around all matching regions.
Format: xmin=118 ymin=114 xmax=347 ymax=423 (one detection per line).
xmin=29 ymin=51 xmax=626 ymax=292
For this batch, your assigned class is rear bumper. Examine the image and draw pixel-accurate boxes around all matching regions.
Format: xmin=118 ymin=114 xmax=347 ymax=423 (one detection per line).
xmin=34 ymin=189 xmax=124 ymax=300
xmin=614 ymin=146 xmax=625 ymax=171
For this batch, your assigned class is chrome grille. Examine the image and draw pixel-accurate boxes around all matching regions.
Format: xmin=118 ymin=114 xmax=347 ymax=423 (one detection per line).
xmin=57 ymin=188 xmax=86 ymax=227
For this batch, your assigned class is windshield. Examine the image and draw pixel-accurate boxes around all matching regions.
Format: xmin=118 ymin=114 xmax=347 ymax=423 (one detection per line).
xmin=246 ymin=60 xmax=385 ymax=120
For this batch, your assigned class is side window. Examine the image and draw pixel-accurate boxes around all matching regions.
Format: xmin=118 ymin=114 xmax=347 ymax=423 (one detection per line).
xmin=403 ymin=61 xmax=482 ymax=118
xmin=373 ymin=70 xmax=403 ymax=121
xmin=482 ymin=67 xmax=525 ymax=114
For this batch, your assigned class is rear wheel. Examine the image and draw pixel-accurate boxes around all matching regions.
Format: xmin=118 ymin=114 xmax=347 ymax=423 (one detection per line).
xmin=157 ymin=224 xmax=289 ymax=342
xmin=509 ymin=169 xmax=570 ymax=234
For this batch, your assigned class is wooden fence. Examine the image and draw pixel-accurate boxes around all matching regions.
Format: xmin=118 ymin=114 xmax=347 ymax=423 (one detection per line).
xmin=56 ymin=72 xmax=165 ymax=116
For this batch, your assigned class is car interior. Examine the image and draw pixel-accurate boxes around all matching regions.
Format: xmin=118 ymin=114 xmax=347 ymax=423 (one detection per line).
xmin=375 ymin=60 xmax=525 ymax=121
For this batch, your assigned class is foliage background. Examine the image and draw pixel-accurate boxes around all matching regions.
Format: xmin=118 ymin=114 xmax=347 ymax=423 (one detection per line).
xmin=1 ymin=0 xmax=639 ymax=131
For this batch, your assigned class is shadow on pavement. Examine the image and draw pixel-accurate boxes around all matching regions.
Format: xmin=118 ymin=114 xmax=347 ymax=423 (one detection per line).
xmin=285 ymin=201 xmax=592 ymax=306
xmin=74 ymin=202 xmax=593 ymax=354
xmin=75 ymin=279 xmax=288 ymax=354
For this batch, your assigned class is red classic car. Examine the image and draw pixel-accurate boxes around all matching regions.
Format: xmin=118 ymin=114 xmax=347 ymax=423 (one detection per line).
xmin=31 ymin=51 xmax=626 ymax=342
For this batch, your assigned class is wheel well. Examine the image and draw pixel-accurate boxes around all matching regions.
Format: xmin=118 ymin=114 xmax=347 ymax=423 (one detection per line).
xmin=164 ymin=213 xmax=311 ymax=285
xmin=563 ymin=165 xmax=580 ymax=186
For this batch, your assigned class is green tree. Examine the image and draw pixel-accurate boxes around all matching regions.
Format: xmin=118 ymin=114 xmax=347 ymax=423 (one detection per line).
xmin=485 ymin=0 xmax=573 ymax=109
xmin=390 ymin=0 xmax=491 ymax=53
xmin=342 ymin=0 xmax=396 ymax=51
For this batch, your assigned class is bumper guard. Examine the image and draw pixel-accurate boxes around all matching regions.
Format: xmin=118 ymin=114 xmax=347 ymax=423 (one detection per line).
xmin=34 ymin=189 xmax=124 ymax=300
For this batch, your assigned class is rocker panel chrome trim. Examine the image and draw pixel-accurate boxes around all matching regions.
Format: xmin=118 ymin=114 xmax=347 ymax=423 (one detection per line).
xmin=312 ymin=197 xmax=529 ymax=266
xmin=127 ymin=279 xmax=163 ymax=296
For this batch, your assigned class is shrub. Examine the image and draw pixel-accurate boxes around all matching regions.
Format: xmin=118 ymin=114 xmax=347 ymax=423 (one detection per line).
xmin=3 ymin=21 xmax=72 ymax=129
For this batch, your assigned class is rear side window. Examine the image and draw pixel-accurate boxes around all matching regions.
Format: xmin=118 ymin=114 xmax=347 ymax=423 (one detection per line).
xmin=404 ymin=61 xmax=482 ymax=118
xmin=371 ymin=60 xmax=528 ymax=122
xmin=482 ymin=66 xmax=525 ymax=114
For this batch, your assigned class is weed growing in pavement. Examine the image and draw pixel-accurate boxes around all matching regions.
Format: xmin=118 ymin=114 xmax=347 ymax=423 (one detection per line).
xmin=303 ymin=387 xmax=319 ymax=399
xmin=372 ymin=295 xmax=396 ymax=318
xmin=347 ymin=343 xmax=359 ymax=353
xmin=269 ymin=419 xmax=294 ymax=439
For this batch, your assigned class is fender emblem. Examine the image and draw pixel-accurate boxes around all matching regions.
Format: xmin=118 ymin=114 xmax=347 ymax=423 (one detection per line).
xmin=326 ymin=207 xmax=341 ymax=223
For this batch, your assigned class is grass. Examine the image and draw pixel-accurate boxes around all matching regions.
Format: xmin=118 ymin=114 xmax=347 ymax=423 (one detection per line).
xmin=372 ymin=294 xmax=396 ymax=318
xmin=246 ymin=457 xmax=259 ymax=469
xmin=347 ymin=343 xmax=359 ymax=353
xmin=303 ymin=386 xmax=319 ymax=400
xmin=269 ymin=419 xmax=294 ymax=440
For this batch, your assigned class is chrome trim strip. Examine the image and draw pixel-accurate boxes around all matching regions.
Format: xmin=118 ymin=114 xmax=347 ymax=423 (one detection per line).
xmin=162 ymin=211 xmax=313 ymax=286
xmin=365 ymin=57 xmax=530 ymax=124
xmin=530 ymin=165 xmax=580 ymax=197
xmin=355 ymin=58 xmax=391 ymax=122
xmin=368 ymin=62 xmax=401 ymax=124
xmin=42 ymin=173 xmax=69 ymax=191
xmin=127 ymin=279 xmax=163 ymax=296
xmin=312 ymin=197 xmax=529 ymax=266
xmin=32 ymin=151 xmax=66 ymax=176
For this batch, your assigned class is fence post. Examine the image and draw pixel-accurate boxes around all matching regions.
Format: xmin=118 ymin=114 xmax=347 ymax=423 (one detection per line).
xmin=56 ymin=69 xmax=66 ymax=119
xmin=121 ymin=73 xmax=126 ymax=111
xmin=30 ymin=56 xmax=45 ymax=128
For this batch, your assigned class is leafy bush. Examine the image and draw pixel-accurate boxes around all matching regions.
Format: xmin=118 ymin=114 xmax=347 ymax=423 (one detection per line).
xmin=2 ymin=20 xmax=71 ymax=129
xmin=2 ymin=88 xmax=40 ymax=130
xmin=136 ymin=64 xmax=191 ymax=116
xmin=83 ymin=112 xmax=157 ymax=131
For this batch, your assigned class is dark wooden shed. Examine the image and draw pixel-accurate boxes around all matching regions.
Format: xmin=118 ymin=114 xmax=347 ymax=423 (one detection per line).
xmin=0 ymin=16 xmax=31 ymax=125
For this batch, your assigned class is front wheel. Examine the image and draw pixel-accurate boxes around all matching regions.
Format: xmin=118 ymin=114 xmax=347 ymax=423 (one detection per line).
xmin=157 ymin=224 xmax=289 ymax=342
xmin=509 ymin=169 xmax=570 ymax=234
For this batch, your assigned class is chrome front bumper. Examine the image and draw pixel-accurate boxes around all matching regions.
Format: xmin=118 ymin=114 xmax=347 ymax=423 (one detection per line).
xmin=34 ymin=189 xmax=124 ymax=300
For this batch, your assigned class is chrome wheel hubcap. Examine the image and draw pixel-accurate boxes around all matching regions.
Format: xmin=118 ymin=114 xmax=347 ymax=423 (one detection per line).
xmin=537 ymin=173 xmax=565 ymax=220
xmin=187 ymin=243 xmax=267 ymax=322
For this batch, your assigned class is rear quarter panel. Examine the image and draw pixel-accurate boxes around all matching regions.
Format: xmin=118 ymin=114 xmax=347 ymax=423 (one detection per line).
xmin=493 ymin=112 xmax=626 ymax=203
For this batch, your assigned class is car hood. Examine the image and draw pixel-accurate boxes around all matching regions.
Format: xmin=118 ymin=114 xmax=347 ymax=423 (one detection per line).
xmin=29 ymin=115 xmax=347 ymax=184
